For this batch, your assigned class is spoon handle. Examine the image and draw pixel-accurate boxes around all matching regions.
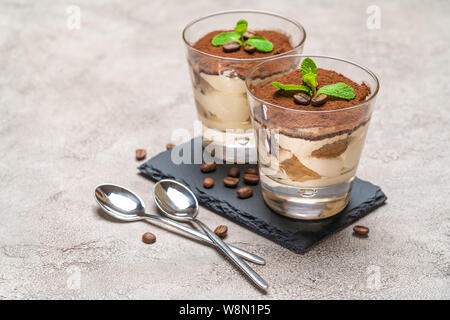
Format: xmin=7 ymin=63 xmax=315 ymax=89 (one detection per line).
xmin=194 ymin=219 xmax=269 ymax=291
xmin=144 ymin=214 xmax=265 ymax=265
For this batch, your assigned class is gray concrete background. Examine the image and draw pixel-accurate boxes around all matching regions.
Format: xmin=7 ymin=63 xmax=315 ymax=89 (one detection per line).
xmin=0 ymin=0 xmax=449 ymax=299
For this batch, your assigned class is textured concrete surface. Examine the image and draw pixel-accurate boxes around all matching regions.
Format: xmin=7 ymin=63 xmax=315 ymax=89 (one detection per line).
xmin=0 ymin=0 xmax=449 ymax=299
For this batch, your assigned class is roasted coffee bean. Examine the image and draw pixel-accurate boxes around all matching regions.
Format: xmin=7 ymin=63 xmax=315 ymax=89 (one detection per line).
xmin=228 ymin=167 xmax=240 ymax=178
xmin=237 ymin=186 xmax=253 ymax=199
xmin=214 ymin=225 xmax=228 ymax=239
xmin=200 ymin=163 xmax=216 ymax=173
xmin=243 ymin=173 xmax=260 ymax=185
xmin=311 ymin=94 xmax=328 ymax=106
xmin=293 ymin=93 xmax=311 ymax=105
xmin=243 ymin=31 xmax=256 ymax=40
xmin=224 ymin=176 xmax=239 ymax=188
xmin=142 ymin=232 xmax=156 ymax=244
xmin=166 ymin=143 xmax=175 ymax=150
xmin=203 ymin=177 xmax=214 ymax=188
xmin=136 ymin=149 xmax=147 ymax=160
xmin=222 ymin=41 xmax=241 ymax=53
xmin=244 ymin=45 xmax=256 ymax=54
xmin=353 ymin=225 xmax=370 ymax=236
xmin=246 ymin=167 xmax=258 ymax=175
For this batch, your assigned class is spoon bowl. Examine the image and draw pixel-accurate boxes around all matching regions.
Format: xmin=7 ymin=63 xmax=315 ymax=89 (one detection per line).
xmin=153 ymin=179 xmax=198 ymax=221
xmin=95 ymin=184 xmax=145 ymax=221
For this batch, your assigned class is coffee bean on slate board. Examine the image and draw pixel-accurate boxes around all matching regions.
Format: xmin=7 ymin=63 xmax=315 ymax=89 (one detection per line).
xmin=293 ymin=93 xmax=311 ymax=105
xmin=214 ymin=225 xmax=228 ymax=239
xmin=203 ymin=177 xmax=214 ymax=188
xmin=224 ymin=177 xmax=239 ymax=188
xmin=142 ymin=232 xmax=156 ymax=244
xmin=228 ymin=167 xmax=240 ymax=178
xmin=136 ymin=149 xmax=147 ymax=160
xmin=222 ymin=41 xmax=241 ymax=53
xmin=311 ymin=94 xmax=327 ymax=106
xmin=200 ymin=163 xmax=216 ymax=173
xmin=353 ymin=225 xmax=370 ymax=236
xmin=246 ymin=168 xmax=258 ymax=175
xmin=166 ymin=143 xmax=175 ymax=150
xmin=237 ymin=186 xmax=253 ymax=199
xmin=243 ymin=173 xmax=260 ymax=185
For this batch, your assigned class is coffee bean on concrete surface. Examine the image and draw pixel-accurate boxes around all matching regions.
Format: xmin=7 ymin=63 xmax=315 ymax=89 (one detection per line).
xmin=214 ymin=225 xmax=228 ymax=239
xmin=142 ymin=232 xmax=156 ymax=244
xmin=136 ymin=149 xmax=147 ymax=160
xmin=353 ymin=225 xmax=370 ymax=236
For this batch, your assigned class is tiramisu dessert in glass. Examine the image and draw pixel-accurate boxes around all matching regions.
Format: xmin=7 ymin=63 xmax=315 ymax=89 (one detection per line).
xmin=183 ymin=10 xmax=306 ymax=163
xmin=246 ymin=55 xmax=379 ymax=219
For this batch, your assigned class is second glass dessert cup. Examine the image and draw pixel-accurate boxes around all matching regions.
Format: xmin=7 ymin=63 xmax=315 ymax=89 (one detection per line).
xmin=183 ymin=10 xmax=306 ymax=163
xmin=246 ymin=55 xmax=379 ymax=220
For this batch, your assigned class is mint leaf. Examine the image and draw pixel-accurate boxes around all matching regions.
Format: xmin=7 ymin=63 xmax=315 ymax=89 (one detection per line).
xmin=272 ymin=82 xmax=311 ymax=95
xmin=234 ymin=19 xmax=248 ymax=35
xmin=211 ymin=32 xmax=241 ymax=46
xmin=300 ymin=57 xmax=318 ymax=94
xmin=317 ymin=83 xmax=355 ymax=100
xmin=301 ymin=57 xmax=317 ymax=76
xmin=302 ymin=73 xmax=317 ymax=94
xmin=245 ymin=36 xmax=273 ymax=52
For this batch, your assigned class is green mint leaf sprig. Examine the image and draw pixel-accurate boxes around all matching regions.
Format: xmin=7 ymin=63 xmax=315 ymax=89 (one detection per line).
xmin=234 ymin=19 xmax=248 ymax=35
xmin=302 ymin=73 xmax=317 ymax=95
xmin=300 ymin=57 xmax=317 ymax=76
xmin=211 ymin=19 xmax=273 ymax=53
xmin=245 ymin=36 xmax=273 ymax=52
xmin=300 ymin=58 xmax=318 ymax=96
xmin=211 ymin=32 xmax=241 ymax=46
xmin=317 ymin=82 xmax=355 ymax=100
xmin=271 ymin=82 xmax=311 ymax=95
xmin=270 ymin=57 xmax=356 ymax=106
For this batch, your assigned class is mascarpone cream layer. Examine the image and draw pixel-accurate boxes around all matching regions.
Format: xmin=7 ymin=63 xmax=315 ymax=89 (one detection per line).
xmin=193 ymin=72 xmax=283 ymax=131
xmin=193 ymin=73 xmax=250 ymax=130
xmin=200 ymin=72 xmax=247 ymax=93
xmin=259 ymin=124 xmax=369 ymax=187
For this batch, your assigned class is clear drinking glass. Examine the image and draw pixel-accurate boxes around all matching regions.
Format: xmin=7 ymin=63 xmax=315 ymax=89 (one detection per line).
xmin=246 ymin=55 xmax=379 ymax=220
xmin=183 ymin=10 xmax=306 ymax=163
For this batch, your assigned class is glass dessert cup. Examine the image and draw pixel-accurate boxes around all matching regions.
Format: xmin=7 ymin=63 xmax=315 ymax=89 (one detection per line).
xmin=246 ymin=55 xmax=379 ymax=220
xmin=183 ymin=10 xmax=306 ymax=163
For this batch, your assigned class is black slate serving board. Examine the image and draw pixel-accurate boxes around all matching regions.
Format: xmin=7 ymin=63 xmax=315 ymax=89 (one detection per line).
xmin=138 ymin=138 xmax=387 ymax=254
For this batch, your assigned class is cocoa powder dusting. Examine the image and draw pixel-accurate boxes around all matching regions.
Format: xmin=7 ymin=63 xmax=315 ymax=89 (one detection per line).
xmin=252 ymin=68 xmax=372 ymax=140
xmin=193 ymin=30 xmax=293 ymax=59
xmin=255 ymin=68 xmax=370 ymax=112
xmin=189 ymin=30 xmax=295 ymax=79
